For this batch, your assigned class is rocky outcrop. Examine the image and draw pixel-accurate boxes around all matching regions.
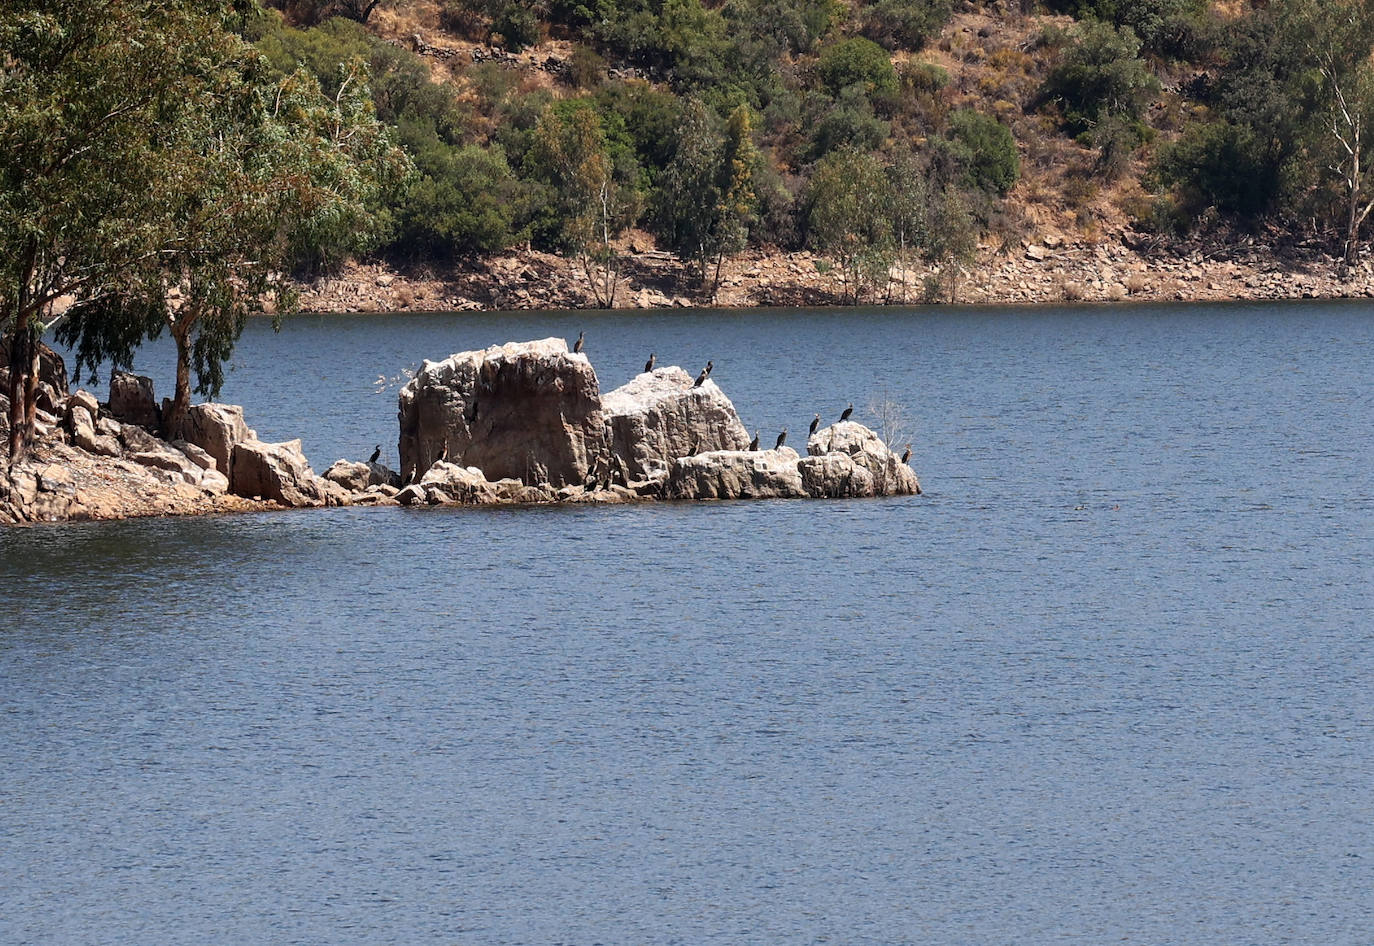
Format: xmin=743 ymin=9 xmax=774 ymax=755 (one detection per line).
xmin=602 ymin=367 xmax=750 ymax=480
xmin=323 ymin=459 xmax=401 ymax=492
xmin=183 ymin=402 xmax=254 ymax=475
xmin=229 ymin=438 xmax=327 ymax=507
xmin=397 ymin=337 xmax=606 ymax=487
xmin=664 ymin=447 xmax=806 ymax=499
xmin=807 ymin=422 xmax=921 ymax=496
xmin=107 ymin=370 xmax=159 ymax=429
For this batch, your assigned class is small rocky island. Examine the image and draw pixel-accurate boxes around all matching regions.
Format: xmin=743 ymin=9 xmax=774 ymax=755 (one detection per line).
xmin=1 ymin=337 xmax=918 ymax=524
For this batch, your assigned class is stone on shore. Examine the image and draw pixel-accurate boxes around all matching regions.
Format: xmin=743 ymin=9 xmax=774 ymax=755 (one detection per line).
xmin=397 ymin=337 xmax=606 ymax=487
xmin=183 ymin=402 xmax=254 ymax=474
xmin=807 ymin=421 xmax=921 ymax=495
xmin=602 ymin=367 xmax=751 ymax=480
xmin=664 ymin=447 xmax=806 ymax=499
xmin=107 ymin=370 xmax=159 ymax=430
xmin=324 ymin=458 xmax=401 ymax=492
xmin=229 ymin=438 xmax=326 ymax=506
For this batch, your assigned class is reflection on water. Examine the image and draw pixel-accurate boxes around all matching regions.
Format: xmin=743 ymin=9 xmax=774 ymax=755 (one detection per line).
xmin=3 ymin=301 xmax=1372 ymax=943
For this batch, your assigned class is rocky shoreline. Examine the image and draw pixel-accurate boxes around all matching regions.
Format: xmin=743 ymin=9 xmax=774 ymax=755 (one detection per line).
xmin=2 ymin=338 xmax=918 ymax=525
xmin=294 ymin=236 xmax=1374 ymax=313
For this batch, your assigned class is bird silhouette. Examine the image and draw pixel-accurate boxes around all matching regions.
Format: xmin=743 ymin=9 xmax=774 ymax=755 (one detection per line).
xmin=749 ymin=430 xmax=760 ymax=450
xmin=644 ymin=353 xmax=656 ymax=373
xmin=572 ymin=330 xmax=584 ymax=353
xmin=368 ymin=444 xmax=381 ymax=464
xmin=775 ymin=428 xmax=787 ymax=449
xmin=840 ymin=403 xmax=853 ymax=421
xmin=694 ymin=367 xmax=709 ymax=387
xmin=809 ymin=413 xmax=820 ymax=435
xmin=900 ymin=443 xmax=911 ymax=464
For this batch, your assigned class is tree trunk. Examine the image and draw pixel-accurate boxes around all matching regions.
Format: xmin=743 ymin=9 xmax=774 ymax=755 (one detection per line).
xmin=165 ymin=313 xmax=195 ymax=440
xmin=6 ymin=315 xmax=27 ymax=461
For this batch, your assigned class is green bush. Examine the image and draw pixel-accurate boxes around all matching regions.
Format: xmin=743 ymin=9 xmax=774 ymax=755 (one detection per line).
xmin=493 ymin=3 xmax=540 ymax=51
xmin=816 ymin=36 xmax=898 ymax=98
xmin=860 ymin=0 xmax=952 ymax=51
xmin=1039 ymin=22 xmax=1160 ymax=135
xmin=903 ymin=60 xmax=949 ymax=95
xmin=947 ymin=109 xmax=1019 ymax=196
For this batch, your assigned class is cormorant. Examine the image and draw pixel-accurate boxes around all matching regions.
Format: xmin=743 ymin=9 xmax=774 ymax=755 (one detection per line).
xmin=644 ymin=353 xmax=656 ymax=373
xmin=704 ymin=360 xmax=713 ymax=377
xmin=573 ymin=330 xmax=584 ymax=353
xmin=749 ymin=431 xmax=760 ymax=451
xmin=368 ymin=444 xmax=381 ymax=464
xmin=901 ymin=443 xmax=911 ymax=464
xmin=809 ymin=413 xmax=820 ymax=435
xmin=840 ymin=403 xmax=853 ymax=421
xmin=694 ymin=367 xmax=709 ymax=387
xmin=775 ymin=428 xmax=787 ymax=449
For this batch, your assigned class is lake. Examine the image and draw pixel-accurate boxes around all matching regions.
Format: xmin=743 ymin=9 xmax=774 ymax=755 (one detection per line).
xmin=2 ymin=301 xmax=1372 ymax=944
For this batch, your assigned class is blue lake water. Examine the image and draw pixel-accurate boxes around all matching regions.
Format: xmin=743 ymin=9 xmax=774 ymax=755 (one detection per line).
xmin=3 ymin=301 xmax=1373 ymax=943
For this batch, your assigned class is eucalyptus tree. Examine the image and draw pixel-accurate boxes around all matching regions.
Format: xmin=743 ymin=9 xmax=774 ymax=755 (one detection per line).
xmin=529 ymin=103 xmax=637 ymax=308
xmin=1 ymin=0 xmax=214 ymax=456
xmin=58 ymin=58 xmax=410 ymax=437
xmin=803 ymin=148 xmax=894 ymax=304
xmin=654 ymin=101 xmax=759 ymax=297
xmin=1 ymin=0 xmax=408 ymax=456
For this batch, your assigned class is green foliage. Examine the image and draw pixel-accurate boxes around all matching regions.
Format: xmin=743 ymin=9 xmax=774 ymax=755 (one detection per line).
xmin=652 ymin=102 xmax=759 ymax=290
xmin=903 ymin=61 xmax=950 ymax=95
xmin=1043 ymin=0 xmax=1208 ymax=58
xmin=1040 ymin=21 xmax=1160 ymax=136
xmin=946 ymin=109 xmax=1019 ymax=196
xmin=803 ymin=148 xmax=894 ymax=302
xmin=492 ymin=3 xmax=540 ymax=51
xmin=816 ymin=36 xmax=898 ymax=99
xmin=399 ymin=145 xmax=531 ymax=257
xmin=859 ymin=0 xmax=952 ymax=52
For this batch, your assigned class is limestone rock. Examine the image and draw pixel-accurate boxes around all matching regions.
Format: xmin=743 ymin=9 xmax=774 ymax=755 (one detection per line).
xmin=183 ymin=403 xmax=254 ymax=475
xmin=395 ymin=484 xmax=426 ymax=506
xmin=66 ymin=389 xmax=100 ymax=421
xmin=602 ymin=367 xmax=750 ymax=480
xmin=664 ymin=447 xmax=806 ymax=500
xmin=323 ymin=458 xmax=400 ymax=492
xmin=67 ymin=406 xmax=120 ymax=457
xmin=797 ymin=452 xmax=875 ymax=498
xmin=170 ymin=440 xmax=217 ymax=472
xmin=418 ymin=460 xmax=498 ymax=504
xmin=807 ymin=421 xmax=921 ymax=495
xmin=397 ymin=337 xmax=606 ymax=486
xmin=108 ymin=370 xmax=159 ymax=429
xmin=229 ymin=438 xmax=325 ymax=506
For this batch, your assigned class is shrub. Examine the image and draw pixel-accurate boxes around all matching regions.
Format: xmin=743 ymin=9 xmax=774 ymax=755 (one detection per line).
xmin=1039 ymin=21 xmax=1160 ymax=135
xmin=816 ymin=36 xmax=898 ymax=98
xmin=903 ymin=60 xmax=949 ymax=95
xmin=947 ymin=109 xmax=1019 ymax=196
xmin=492 ymin=3 xmax=540 ymax=51
xmin=860 ymin=0 xmax=952 ymax=51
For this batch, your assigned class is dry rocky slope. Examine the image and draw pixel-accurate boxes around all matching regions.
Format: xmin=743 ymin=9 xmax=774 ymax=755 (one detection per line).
xmin=298 ymin=239 xmax=1374 ymax=314
xmin=1 ymin=339 xmax=918 ymax=524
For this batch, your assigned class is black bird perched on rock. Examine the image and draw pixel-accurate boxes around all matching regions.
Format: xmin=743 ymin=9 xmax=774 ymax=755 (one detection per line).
xmin=840 ymin=403 xmax=853 ymax=421
xmin=644 ymin=353 xmax=656 ymax=373
xmin=808 ymin=413 xmax=820 ymax=435
xmin=901 ymin=443 xmax=912 ymax=464
xmin=775 ymin=428 xmax=787 ymax=449
xmin=749 ymin=430 xmax=760 ymax=451
xmin=573 ymin=330 xmax=584 ymax=353
xmin=368 ymin=444 xmax=381 ymax=464
xmin=694 ymin=367 xmax=709 ymax=387
xmin=704 ymin=360 xmax=713 ymax=377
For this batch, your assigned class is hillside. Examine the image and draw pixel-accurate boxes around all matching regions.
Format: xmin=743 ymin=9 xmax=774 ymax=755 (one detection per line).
xmin=255 ymin=0 xmax=1374 ymax=306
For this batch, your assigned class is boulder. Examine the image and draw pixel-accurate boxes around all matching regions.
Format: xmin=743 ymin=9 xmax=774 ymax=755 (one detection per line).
xmin=67 ymin=406 xmax=120 ymax=457
xmin=395 ymin=484 xmax=426 ymax=506
xmin=664 ymin=447 xmax=806 ymax=500
xmin=183 ymin=402 xmax=253 ymax=474
xmin=397 ymin=337 xmax=606 ymax=487
xmin=323 ymin=459 xmax=400 ymax=492
xmin=602 ymin=367 xmax=750 ymax=480
xmin=797 ymin=452 xmax=875 ymax=498
xmin=108 ymin=370 xmax=159 ymax=429
xmin=807 ymin=421 xmax=920 ymax=495
xmin=229 ymin=438 xmax=326 ymax=506
xmin=418 ymin=460 xmax=498 ymax=504
xmin=66 ymin=389 xmax=100 ymax=422
xmin=170 ymin=440 xmax=217 ymax=472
